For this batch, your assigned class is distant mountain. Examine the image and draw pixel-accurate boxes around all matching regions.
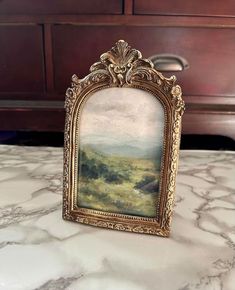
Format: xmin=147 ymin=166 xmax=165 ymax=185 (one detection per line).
xmin=81 ymin=134 xmax=162 ymax=150
xmin=85 ymin=143 xmax=162 ymax=159
xmin=82 ymin=134 xmax=121 ymax=147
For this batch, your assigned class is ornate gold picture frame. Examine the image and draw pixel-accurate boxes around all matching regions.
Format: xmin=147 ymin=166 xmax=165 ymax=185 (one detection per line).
xmin=63 ymin=40 xmax=185 ymax=237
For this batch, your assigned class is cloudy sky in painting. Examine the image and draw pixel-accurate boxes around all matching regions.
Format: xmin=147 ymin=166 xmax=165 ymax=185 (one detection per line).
xmin=79 ymin=87 xmax=164 ymax=148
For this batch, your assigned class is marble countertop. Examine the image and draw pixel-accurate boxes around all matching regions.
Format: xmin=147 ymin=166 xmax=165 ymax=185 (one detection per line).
xmin=0 ymin=145 xmax=234 ymax=290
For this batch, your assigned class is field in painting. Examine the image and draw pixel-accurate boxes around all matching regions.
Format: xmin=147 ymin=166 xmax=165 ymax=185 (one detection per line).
xmin=77 ymin=145 xmax=161 ymax=217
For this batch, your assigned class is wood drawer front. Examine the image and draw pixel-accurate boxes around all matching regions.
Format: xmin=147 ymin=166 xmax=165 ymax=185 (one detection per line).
xmin=0 ymin=25 xmax=44 ymax=93
xmin=0 ymin=0 xmax=122 ymax=15
xmin=53 ymin=25 xmax=235 ymax=98
xmin=134 ymin=0 xmax=235 ymax=17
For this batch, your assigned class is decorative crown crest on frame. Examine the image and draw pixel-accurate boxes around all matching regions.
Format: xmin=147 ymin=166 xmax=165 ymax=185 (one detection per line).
xmin=65 ymin=40 xmax=185 ymax=115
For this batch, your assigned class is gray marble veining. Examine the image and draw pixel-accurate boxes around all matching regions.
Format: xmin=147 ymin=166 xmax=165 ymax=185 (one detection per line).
xmin=0 ymin=145 xmax=234 ymax=290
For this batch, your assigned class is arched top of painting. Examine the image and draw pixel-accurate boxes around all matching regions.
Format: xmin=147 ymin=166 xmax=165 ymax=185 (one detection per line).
xmin=79 ymin=87 xmax=164 ymax=161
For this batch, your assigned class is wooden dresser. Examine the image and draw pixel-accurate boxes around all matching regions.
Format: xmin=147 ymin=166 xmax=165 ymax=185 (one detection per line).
xmin=0 ymin=0 xmax=235 ymax=139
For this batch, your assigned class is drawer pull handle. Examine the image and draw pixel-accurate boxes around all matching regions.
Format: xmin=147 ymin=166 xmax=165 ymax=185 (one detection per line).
xmin=149 ymin=54 xmax=189 ymax=72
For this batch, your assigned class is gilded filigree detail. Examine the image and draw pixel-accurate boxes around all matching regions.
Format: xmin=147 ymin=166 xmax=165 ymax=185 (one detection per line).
xmin=63 ymin=213 xmax=169 ymax=237
xmin=171 ymin=85 xmax=185 ymax=116
xmin=87 ymin=40 xmax=179 ymax=94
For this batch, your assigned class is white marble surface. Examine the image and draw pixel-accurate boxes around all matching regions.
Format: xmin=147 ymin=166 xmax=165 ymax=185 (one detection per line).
xmin=0 ymin=145 xmax=234 ymax=290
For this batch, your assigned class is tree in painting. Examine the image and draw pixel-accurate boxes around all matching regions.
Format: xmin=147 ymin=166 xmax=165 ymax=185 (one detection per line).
xmin=77 ymin=87 xmax=164 ymax=217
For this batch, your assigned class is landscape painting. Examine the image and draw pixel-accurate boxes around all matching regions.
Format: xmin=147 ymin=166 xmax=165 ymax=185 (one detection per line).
xmin=77 ymin=87 xmax=164 ymax=218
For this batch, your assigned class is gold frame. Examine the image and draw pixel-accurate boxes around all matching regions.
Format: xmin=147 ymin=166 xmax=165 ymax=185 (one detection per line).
xmin=63 ymin=40 xmax=185 ymax=237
